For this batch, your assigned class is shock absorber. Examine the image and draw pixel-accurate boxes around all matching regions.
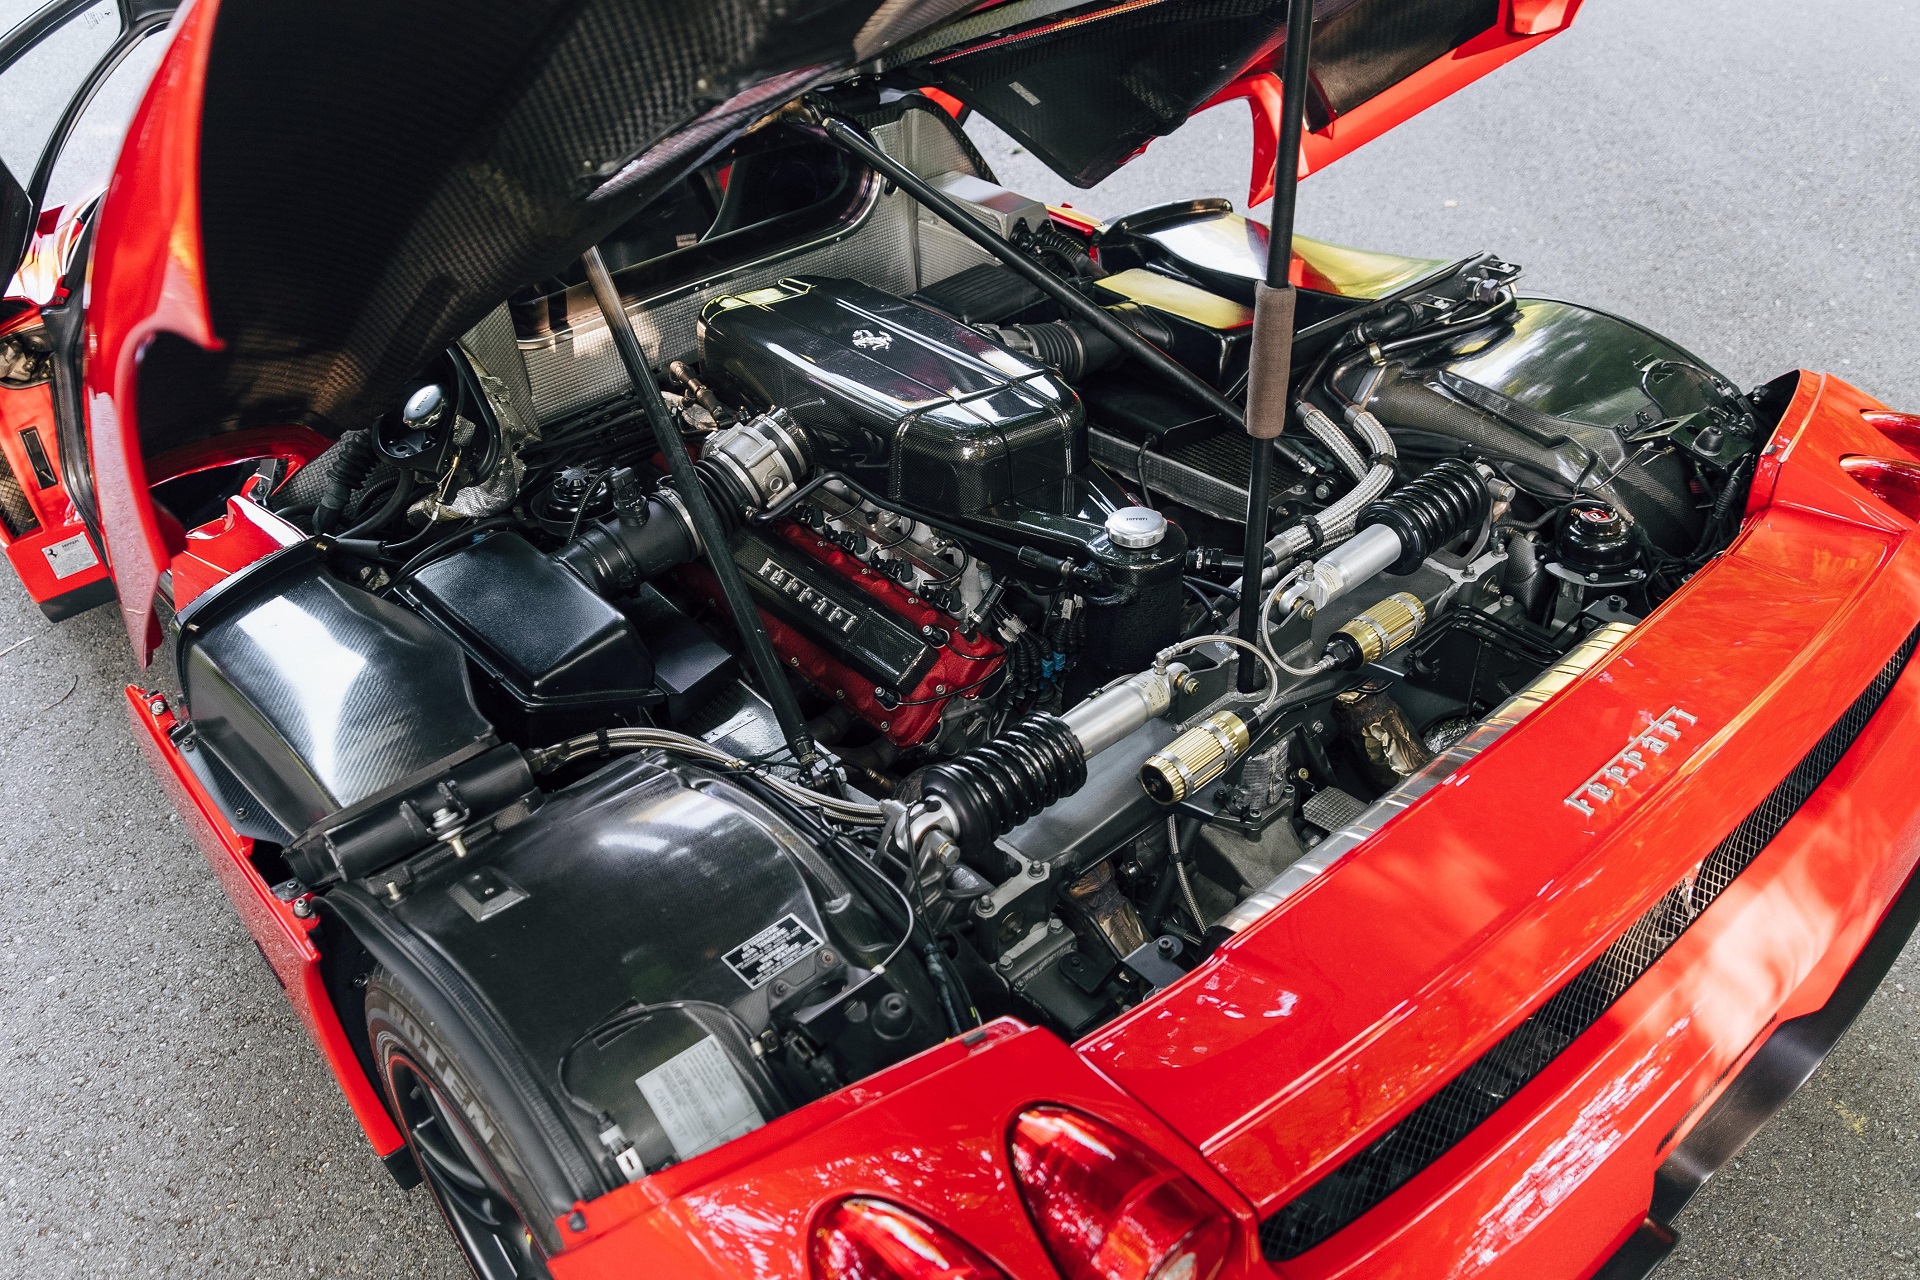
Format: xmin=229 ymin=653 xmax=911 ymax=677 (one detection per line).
xmin=917 ymin=666 xmax=1182 ymax=858
xmin=1280 ymin=458 xmax=1492 ymax=615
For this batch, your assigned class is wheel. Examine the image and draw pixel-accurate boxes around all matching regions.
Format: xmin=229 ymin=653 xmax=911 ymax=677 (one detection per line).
xmin=365 ymin=967 xmax=555 ymax=1279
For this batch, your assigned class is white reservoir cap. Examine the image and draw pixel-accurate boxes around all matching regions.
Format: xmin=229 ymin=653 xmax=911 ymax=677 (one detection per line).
xmin=1105 ymin=506 xmax=1167 ymax=549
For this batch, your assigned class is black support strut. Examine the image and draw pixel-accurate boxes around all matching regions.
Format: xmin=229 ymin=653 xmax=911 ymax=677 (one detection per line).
xmin=579 ymin=245 xmax=823 ymax=773
xmin=1235 ymin=0 xmax=1315 ymax=692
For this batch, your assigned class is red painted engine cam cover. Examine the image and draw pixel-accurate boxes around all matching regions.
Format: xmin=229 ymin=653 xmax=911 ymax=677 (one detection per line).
xmin=679 ymin=520 xmax=1003 ymax=747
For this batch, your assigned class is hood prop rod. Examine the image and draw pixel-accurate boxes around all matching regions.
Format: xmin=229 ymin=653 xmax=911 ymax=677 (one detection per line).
xmin=579 ymin=245 xmax=826 ymax=779
xmin=1235 ymin=0 xmax=1315 ymax=692
xmin=817 ymin=113 xmax=1245 ymax=430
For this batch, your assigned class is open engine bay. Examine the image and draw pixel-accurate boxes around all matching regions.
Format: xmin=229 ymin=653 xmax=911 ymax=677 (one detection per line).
xmin=169 ymin=100 xmax=1766 ymax=1182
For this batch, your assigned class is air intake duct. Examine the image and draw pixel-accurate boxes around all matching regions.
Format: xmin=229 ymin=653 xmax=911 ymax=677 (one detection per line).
xmin=551 ymin=412 xmax=809 ymax=597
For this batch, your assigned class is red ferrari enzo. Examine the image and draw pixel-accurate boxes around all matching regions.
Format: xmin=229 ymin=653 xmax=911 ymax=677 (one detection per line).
xmin=4 ymin=0 xmax=1916 ymax=1277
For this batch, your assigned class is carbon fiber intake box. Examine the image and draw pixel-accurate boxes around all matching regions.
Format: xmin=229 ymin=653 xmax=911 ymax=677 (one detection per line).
xmin=699 ymin=276 xmax=1083 ymax=517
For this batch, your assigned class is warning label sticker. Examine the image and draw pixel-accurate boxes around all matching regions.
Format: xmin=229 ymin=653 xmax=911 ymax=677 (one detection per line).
xmin=636 ymin=1035 xmax=763 ymax=1163
xmin=722 ymin=913 xmax=821 ymax=989
xmin=41 ymin=533 xmax=98 ymax=580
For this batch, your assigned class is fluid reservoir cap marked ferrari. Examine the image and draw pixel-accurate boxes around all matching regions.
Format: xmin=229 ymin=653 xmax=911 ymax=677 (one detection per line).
xmin=403 ymin=383 xmax=447 ymax=428
xmin=1105 ymin=506 xmax=1167 ymax=549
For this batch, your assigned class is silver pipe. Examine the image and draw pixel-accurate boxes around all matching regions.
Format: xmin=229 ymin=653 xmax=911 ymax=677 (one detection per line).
xmin=1061 ymin=667 xmax=1176 ymax=758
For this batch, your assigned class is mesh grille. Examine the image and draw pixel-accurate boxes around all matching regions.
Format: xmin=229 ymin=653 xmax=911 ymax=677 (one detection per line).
xmin=1261 ymin=623 xmax=1920 ymax=1260
xmin=0 ymin=445 xmax=37 ymax=538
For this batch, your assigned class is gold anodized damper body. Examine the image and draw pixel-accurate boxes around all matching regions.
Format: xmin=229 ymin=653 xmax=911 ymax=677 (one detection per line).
xmin=1141 ymin=710 xmax=1254 ymax=805
xmin=1329 ymin=591 xmax=1427 ymax=668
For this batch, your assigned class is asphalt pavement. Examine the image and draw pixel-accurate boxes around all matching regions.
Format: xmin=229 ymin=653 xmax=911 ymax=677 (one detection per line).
xmin=5 ymin=0 xmax=1920 ymax=1274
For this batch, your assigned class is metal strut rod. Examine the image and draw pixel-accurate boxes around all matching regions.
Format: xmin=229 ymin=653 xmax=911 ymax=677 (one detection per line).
xmin=817 ymin=113 xmax=1247 ymax=429
xmin=1235 ymin=0 xmax=1315 ymax=692
xmin=579 ymin=245 xmax=824 ymax=774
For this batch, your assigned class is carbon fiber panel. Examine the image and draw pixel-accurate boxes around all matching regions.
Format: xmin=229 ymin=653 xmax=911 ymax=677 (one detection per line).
xmin=179 ymin=554 xmax=495 ymax=838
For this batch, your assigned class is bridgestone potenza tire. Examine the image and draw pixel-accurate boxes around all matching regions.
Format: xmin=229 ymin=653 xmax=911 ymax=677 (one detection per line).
xmin=365 ymin=967 xmax=556 ymax=1280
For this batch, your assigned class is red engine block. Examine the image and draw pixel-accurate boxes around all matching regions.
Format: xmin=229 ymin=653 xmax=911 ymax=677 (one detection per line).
xmin=680 ymin=520 xmax=1003 ymax=748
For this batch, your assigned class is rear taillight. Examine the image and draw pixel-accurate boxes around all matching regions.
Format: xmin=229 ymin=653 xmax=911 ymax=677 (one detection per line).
xmin=1841 ymin=455 xmax=1920 ymax=522
xmin=1009 ymin=1107 xmax=1232 ymax=1280
xmin=1863 ymin=411 xmax=1920 ymax=459
xmin=811 ymin=1198 xmax=1005 ymax=1280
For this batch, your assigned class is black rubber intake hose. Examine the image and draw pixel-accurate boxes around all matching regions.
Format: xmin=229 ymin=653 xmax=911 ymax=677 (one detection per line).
xmin=982 ymin=309 xmax=1173 ymax=383
xmin=1359 ymin=457 xmax=1492 ymax=574
xmin=918 ymin=714 xmax=1088 ymax=860
xmin=552 ymin=441 xmax=760 ymax=597
xmin=312 ymin=430 xmax=379 ymax=534
xmin=551 ymin=493 xmax=698 ymax=596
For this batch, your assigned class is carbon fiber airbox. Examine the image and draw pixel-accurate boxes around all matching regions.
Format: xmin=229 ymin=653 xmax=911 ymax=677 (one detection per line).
xmin=699 ymin=276 xmax=1083 ymax=517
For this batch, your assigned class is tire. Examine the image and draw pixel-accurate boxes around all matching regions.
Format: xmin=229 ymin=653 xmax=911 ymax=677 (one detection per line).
xmin=365 ymin=966 xmax=556 ymax=1280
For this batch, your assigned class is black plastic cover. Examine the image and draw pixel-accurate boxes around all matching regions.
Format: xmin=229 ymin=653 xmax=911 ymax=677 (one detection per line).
xmin=177 ymin=547 xmax=495 ymax=839
xmin=701 ymin=276 xmax=1083 ymax=517
xmin=403 ymin=532 xmax=655 ymax=739
xmin=385 ymin=757 xmax=843 ymax=1173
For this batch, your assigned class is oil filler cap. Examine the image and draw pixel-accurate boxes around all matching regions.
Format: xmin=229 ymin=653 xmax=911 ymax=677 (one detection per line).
xmin=1105 ymin=506 xmax=1167 ymax=549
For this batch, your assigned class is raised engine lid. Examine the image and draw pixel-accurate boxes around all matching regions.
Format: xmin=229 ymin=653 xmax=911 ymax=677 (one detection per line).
xmin=80 ymin=0 xmax=1578 ymax=656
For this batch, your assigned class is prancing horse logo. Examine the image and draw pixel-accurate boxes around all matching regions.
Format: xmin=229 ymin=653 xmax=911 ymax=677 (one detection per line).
xmin=851 ymin=328 xmax=892 ymax=351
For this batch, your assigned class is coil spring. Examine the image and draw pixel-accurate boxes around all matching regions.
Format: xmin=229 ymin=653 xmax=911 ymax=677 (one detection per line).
xmin=1359 ymin=457 xmax=1491 ymax=574
xmin=918 ymin=713 xmax=1088 ymax=856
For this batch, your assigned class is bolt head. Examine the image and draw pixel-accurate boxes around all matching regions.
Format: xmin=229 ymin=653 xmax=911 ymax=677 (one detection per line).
xmin=147 ymin=698 xmax=167 ymax=716
xmin=291 ymin=896 xmax=314 ymax=919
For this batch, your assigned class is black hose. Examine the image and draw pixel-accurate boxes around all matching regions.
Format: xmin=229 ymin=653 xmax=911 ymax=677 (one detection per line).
xmin=580 ymin=245 xmax=824 ymax=775
xmin=312 ymin=431 xmax=379 ymax=534
xmin=339 ymin=471 xmax=414 ymax=540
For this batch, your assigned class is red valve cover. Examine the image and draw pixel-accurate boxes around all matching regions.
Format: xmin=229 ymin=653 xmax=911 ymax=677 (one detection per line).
xmin=678 ymin=520 xmax=1003 ymax=747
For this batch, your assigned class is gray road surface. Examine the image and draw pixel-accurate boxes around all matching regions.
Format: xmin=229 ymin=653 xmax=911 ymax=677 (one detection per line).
xmin=5 ymin=0 xmax=1920 ymax=1274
